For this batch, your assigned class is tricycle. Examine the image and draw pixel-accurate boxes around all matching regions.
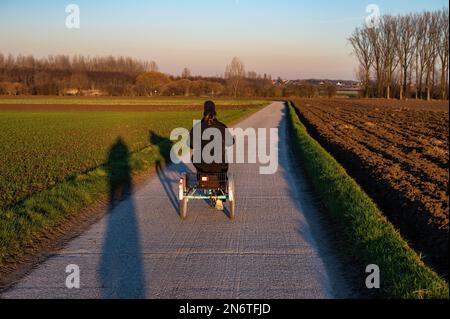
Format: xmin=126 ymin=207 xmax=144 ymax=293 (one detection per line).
xmin=179 ymin=173 xmax=235 ymax=220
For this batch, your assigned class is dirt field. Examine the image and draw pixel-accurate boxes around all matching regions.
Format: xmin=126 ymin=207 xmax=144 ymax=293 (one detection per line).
xmin=292 ymin=98 xmax=449 ymax=278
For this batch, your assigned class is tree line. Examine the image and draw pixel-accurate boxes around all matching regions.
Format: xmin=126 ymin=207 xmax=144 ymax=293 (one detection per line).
xmin=349 ymin=8 xmax=449 ymax=100
xmin=0 ymin=54 xmax=283 ymax=97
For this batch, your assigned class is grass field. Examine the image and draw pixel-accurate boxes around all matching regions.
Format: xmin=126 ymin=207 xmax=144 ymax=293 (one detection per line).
xmin=336 ymin=90 xmax=358 ymax=98
xmin=0 ymin=99 xmax=267 ymax=271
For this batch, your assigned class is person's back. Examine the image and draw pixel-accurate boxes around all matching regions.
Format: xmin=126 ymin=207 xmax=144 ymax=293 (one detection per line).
xmin=189 ymin=101 xmax=234 ymax=174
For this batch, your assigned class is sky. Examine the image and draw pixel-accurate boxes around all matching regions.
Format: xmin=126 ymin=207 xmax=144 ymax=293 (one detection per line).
xmin=0 ymin=0 xmax=448 ymax=80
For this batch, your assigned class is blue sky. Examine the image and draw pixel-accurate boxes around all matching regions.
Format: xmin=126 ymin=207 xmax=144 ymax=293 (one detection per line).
xmin=0 ymin=0 xmax=448 ymax=79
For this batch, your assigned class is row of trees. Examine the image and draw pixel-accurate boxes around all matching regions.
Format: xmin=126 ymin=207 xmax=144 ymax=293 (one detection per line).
xmin=0 ymin=54 xmax=283 ymax=97
xmin=349 ymin=8 xmax=449 ymax=100
xmin=0 ymin=54 xmax=157 ymax=96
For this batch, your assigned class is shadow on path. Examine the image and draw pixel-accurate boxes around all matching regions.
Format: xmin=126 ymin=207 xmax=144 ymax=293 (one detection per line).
xmin=99 ymin=137 xmax=145 ymax=299
xmin=150 ymin=131 xmax=192 ymax=217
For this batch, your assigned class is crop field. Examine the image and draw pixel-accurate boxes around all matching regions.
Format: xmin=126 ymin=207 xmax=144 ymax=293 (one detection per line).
xmin=292 ymin=98 xmax=449 ymax=277
xmin=0 ymin=101 xmax=264 ymax=211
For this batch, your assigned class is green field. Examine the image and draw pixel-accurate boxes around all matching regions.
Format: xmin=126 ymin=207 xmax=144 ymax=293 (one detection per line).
xmin=0 ymin=108 xmax=258 ymax=210
xmin=0 ymin=97 xmax=268 ymax=106
xmin=336 ymin=90 xmax=359 ymax=98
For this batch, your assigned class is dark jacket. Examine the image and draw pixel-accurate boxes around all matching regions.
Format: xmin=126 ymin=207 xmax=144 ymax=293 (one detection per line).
xmin=188 ymin=118 xmax=234 ymax=173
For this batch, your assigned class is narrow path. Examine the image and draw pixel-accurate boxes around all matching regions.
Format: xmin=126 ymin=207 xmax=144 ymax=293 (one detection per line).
xmin=2 ymin=102 xmax=350 ymax=299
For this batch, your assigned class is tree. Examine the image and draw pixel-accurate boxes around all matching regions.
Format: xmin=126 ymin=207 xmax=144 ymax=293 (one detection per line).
xmin=325 ymin=84 xmax=337 ymax=98
xmin=0 ymin=82 xmax=23 ymax=95
xmin=414 ymin=13 xmax=427 ymax=99
xmin=181 ymin=67 xmax=191 ymax=79
xmin=206 ymin=81 xmax=225 ymax=96
xmin=70 ymin=71 xmax=89 ymax=93
xmin=146 ymin=61 xmax=159 ymax=72
xmin=135 ymin=71 xmax=171 ymax=96
xmin=177 ymin=78 xmax=192 ymax=96
xmin=381 ymin=15 xmax=398 ymax=99
xmin=225 ymin=57 xmax=246 ymax=98
xmin=368 ymin=27 xmax=385 ymax=97
xmin=349 ymin=27 xmax=373 ymax=97
xmin=437 ymin=9 xmax=449 ymax=100
xmin=394 ymin=14 xmax=415 ymax=99
xmin=423 ymin=12 xmax=439 ymax=100
xmin=247 ymin=71 xmax=257 ymax=79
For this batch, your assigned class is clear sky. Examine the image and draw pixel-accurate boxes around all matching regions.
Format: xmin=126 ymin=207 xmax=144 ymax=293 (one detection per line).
xmin=0 ymin=0 xmax=447 ymax=79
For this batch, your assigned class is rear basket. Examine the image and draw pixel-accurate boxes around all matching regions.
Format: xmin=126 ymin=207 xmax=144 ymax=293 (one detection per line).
xmin=186 ymin=173 xmax=229 ymax=190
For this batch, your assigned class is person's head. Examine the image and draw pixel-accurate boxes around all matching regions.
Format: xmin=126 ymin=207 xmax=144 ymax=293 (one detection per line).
xmin=203 ymin=100 xmax=217 ymax=125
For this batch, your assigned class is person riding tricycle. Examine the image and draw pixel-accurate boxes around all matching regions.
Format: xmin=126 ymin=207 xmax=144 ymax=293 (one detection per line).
xmin=178 ymin=101 xmax=236 ymax=219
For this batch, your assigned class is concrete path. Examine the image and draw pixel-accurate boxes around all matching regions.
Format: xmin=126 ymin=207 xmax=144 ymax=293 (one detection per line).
xmin=2 ymin=102 xmax=350 ymax=299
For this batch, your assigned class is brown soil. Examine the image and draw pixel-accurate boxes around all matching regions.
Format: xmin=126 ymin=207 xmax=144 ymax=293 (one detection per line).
xmin=292 ymin=98 xmax=449 ymax=279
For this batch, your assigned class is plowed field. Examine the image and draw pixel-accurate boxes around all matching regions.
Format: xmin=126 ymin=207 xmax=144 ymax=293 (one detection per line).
xmin=292 ymin=98 xmax=449 ymax=278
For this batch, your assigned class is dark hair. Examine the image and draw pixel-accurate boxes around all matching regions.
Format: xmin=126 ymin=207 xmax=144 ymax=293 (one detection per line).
xmin=203 ymin=100 xmax=217 ymax=125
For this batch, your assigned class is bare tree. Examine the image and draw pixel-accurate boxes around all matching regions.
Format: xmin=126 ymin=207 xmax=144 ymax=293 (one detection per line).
xmin=381 ymin=15 xmax=398 ymax=99
xmin=368 ymin=27 xmax=385 ymax=97
xmin=437 ymin=9 xmax=449 ymax=100
xmin=325 ymin=84 xmax=337 ymax=98
xmin=247 ymin=71 xmax=258 ymax=79
xmin=349 ymin=27 xmax=373 ymax=98
xmin=146 ymin=61 xmax=159 ymax=72
xmin=424 ymin=12 xmax=439 ymax=100
xmin=413 ymin=13 xmax=427 ymax=99
xmin=181 ymin=67 xmax=191 ymax=79
xmin=225 ymin=57 xmax=246 ymax=98
xmin=394 ymin=14 xmax=415 ymax=99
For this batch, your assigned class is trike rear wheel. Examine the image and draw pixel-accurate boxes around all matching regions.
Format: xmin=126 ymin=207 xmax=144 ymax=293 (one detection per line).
xmin=180 ymin=198 xmax=188 ymax=220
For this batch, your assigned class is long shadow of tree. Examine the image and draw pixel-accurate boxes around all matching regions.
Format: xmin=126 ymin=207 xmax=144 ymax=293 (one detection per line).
xmin=99 ymin=137 xmax=145 ymax=299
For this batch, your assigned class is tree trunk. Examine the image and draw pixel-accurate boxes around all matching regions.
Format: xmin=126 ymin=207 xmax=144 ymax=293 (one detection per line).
xmin=365 ymin=70 xmax=370 ymax=98
xmin=403 ymin=65 xmax=408 ymax=99
xmin=399 ymin=69 xmax=404 ymax=100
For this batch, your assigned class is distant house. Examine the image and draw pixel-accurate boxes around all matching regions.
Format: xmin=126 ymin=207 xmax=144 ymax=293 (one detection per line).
xmin=82 ymin=89 xmax=104 ymax=96
xmin=63 ymin=89 xmax=104 ymax=96
xmin=273 ymin=78 xmax=291 ymax=86
xmin=64 ymin=89 xmax=79 ymax=96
